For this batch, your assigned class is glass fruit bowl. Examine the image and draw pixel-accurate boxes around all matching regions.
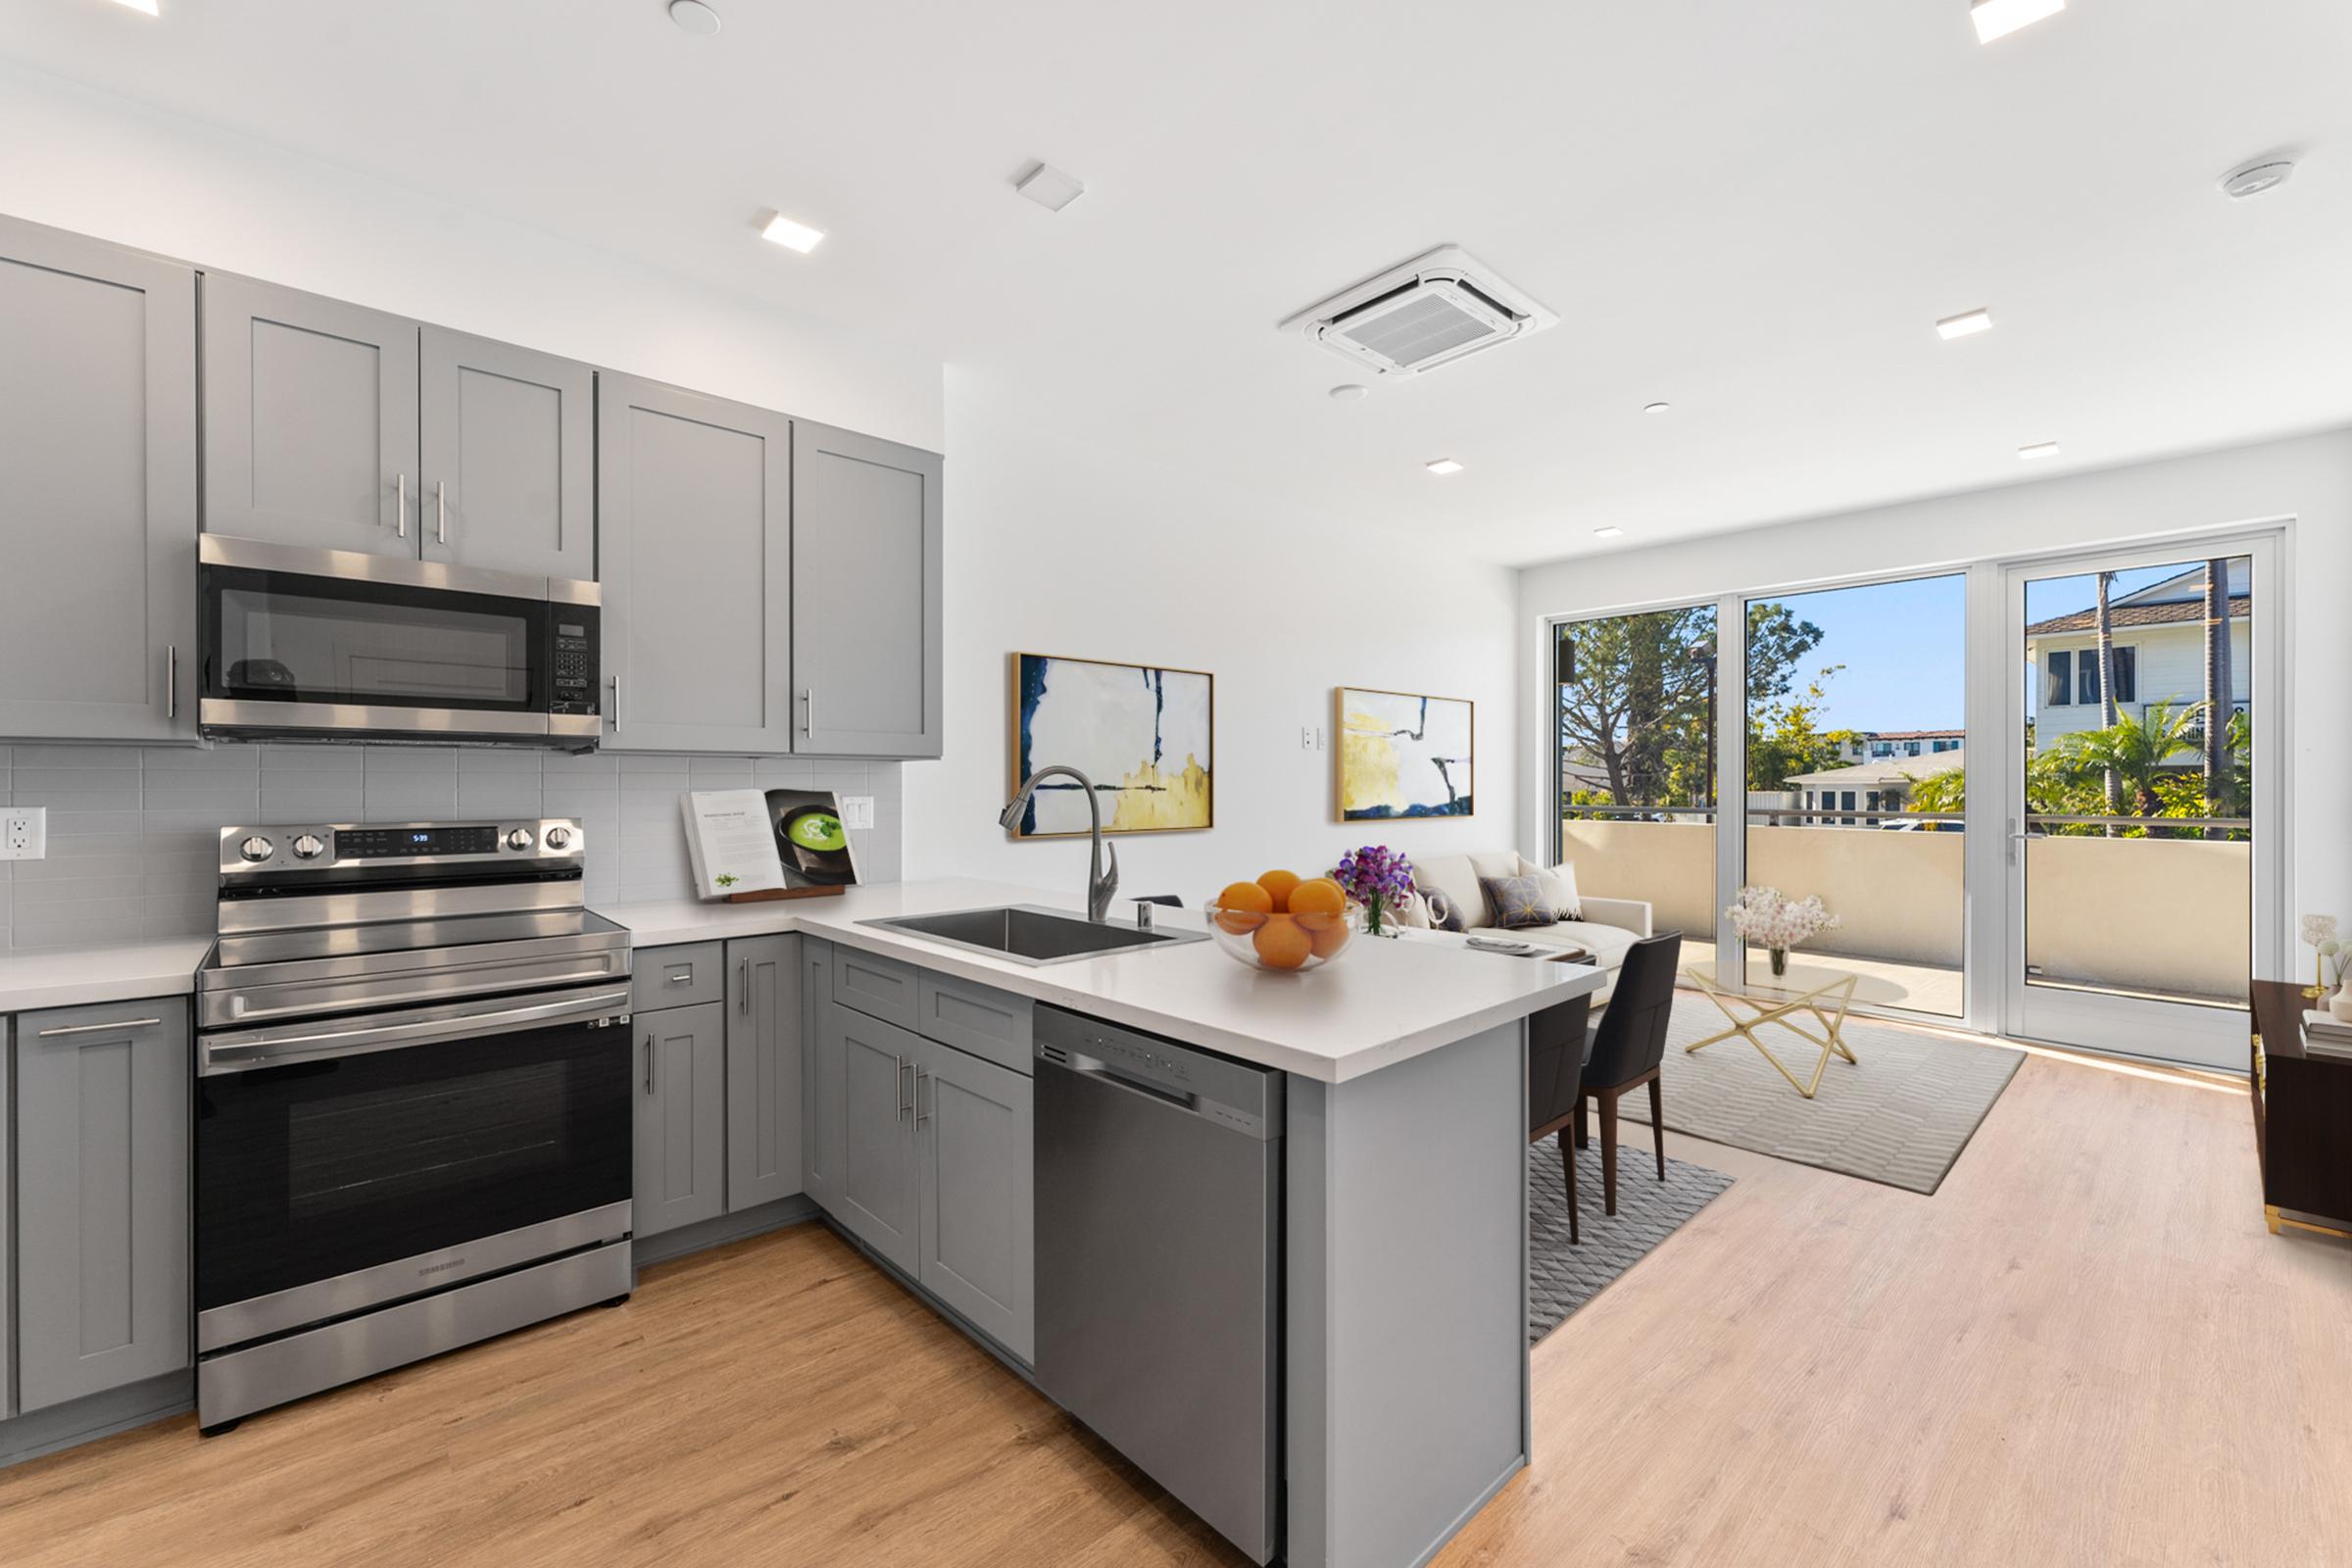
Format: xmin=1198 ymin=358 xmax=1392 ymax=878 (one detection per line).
xmin=1204 ymin=903 xmax=1362 ymax=972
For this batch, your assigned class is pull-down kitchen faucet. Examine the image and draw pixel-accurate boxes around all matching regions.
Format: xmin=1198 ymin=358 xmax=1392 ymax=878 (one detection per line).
xmin=1001 ymin=764 xmax=1119 ymax=922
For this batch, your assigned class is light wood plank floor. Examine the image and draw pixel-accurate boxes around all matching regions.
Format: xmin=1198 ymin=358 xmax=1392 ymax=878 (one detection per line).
xmin=1 ymin=1038 xmax=2343 ymax=1567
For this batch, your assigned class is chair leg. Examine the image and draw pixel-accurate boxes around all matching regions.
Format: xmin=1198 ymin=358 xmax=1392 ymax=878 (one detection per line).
xmin=1573 ymin=1092 xmax=1590 ymax=1150
xmin=1648 ymin=1075 xmax=1667 ymax=1182
xmin=1556 ymin=1128 xmax=1579 ymax=1247
xmin=1599 ymin=1090 xmax=1620 ymax=1216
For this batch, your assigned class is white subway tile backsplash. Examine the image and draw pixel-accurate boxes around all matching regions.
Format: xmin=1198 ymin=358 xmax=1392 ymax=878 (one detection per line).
xmin=0 ymin=743 xmax=902 ymax=950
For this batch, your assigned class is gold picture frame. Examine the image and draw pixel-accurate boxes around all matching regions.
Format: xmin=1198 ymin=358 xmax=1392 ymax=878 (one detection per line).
xmin=1008 ymin=653 xmax=1216 ymax=838
xmin=1334 ymin=685 xmax=1476 ymax=823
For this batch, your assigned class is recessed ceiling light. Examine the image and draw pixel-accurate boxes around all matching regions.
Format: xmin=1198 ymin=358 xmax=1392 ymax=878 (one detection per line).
xmin=2018 ymin=441 xmax=2061 ymax=461
xmin=1329 ymin=384 xmax=1368 ymax=402
xmin=1936 ymin=308 xmax=1993 ymax=340
xmin=1014 ymin=163 xmax=1086 ymax=213
xmin=1642 ymin=402 xmax=1671 ymax=415
xmin=666 ymin=0 xmax=722 ymax=34
xmin=1425 ymin=459 xmax=1463 ymax=475
xmin=1971 ymin=0 xmax=2063 ymax=44
xmin=760 ymin=213 xmax=825 ymax=254
xmin=104 ymin=0 xmax=160 ymax=14
xmin=1593 ymin=526 xmax=1626 ymax=539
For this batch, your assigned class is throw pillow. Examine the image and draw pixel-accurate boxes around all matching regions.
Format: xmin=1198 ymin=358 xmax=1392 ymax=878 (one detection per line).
xmin=1479 ymin=872 xmax=1558 ymax=931
xmin=1425 ymin=889 xmax=1468 ymax=933
xmin=1538 ymin=860 xmax=1583 ymax=921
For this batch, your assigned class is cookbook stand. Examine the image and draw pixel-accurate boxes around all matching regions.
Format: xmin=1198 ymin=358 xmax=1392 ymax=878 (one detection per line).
xmin=723 ymin=885 xmax=846 ymax=905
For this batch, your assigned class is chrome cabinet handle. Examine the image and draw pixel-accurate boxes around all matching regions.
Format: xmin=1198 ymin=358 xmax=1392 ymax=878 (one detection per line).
xmin=802 ymin=688 xmax=814 ymax=735
xmin=897 ymin=1055 xmax=911 ymax=1121
xmin=665 ymin=963 xmax=694 ymax=985
xmin=611 ymin=675 xmax=621 ymax=734
xmin=644 ymin=1033 xmax=655 ymax=1096
xmin=915 ymin=1066 xmax=932 ymax=1127
xmin=37 ymin=1016 xmax=162 ymax=1039
xmin=166 ymin=644 xmax=177 ymax=719
xmin=739 ymin=957 xmax=750 ymax=1012
xmin=396 ymin=471 xmax=407 ymax=538
xmin=436 ymin=479 xmax=447 ymax=545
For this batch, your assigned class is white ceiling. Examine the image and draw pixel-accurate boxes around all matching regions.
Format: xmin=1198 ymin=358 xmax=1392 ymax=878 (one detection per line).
xmin=7 ymin=0 xmax=2348 ymax=565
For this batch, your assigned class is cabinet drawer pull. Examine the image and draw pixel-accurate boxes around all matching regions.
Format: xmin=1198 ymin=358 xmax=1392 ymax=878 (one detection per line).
xmin=644 ymin=1033 xmax=656 ymax=1095
xmin=665 ymin=963 xmax=694 ymax=985
xmin=739 ymin=957 xmax=750 ymax=1012
xmin=37 ymin=1017 xmax=163 ymax=1039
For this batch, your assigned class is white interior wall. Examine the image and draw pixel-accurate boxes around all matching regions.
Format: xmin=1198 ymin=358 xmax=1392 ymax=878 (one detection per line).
xmin=901 ymin=369 xmax=1520 ymax=901
xmin=0 ymin=62 xmax=941 ymax=450
xmin=1515 ymin=427 xmax=2352 ymax=974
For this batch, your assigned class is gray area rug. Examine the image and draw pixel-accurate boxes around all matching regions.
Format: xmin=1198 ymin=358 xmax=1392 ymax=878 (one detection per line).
xmin=1528 ymin=1139 xmax=1732 ymax=1346
xmin=1624 ymin=995 xmax=2026 ymax=1195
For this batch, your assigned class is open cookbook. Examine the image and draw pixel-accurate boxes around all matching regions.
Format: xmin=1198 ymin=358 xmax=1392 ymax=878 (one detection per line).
xmin=680 ymin=788 xmax=861 ymax=900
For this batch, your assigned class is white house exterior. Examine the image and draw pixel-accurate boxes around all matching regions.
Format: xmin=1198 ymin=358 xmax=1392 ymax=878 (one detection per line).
xmin=2025 ymin=562 xmax=2250 ymax=743
xmin=1782 ymin=747 xmax=1967 ymax=826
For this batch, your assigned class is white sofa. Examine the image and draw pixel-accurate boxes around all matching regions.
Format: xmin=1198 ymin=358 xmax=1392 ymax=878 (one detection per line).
xmin=1409 ymin=851 xmax=1654 ymax=1004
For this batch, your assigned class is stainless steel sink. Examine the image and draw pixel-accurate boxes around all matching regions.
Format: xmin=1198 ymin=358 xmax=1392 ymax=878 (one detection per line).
xmin=862 ymin=904 xmax=1207 ymax=966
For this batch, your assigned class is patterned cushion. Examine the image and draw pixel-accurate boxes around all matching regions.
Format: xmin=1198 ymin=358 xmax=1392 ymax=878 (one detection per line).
xmin=1479 ymin=872 xmax=1558 ymax=930
xmin=1425 ymin=889 xmax=1468 ymax=933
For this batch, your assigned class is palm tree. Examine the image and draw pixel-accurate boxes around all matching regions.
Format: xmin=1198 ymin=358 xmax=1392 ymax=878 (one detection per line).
xmin=2057 ymin=700 xmax=2206 ymax=825
xmin=2201 ymin=559 xmax=2232 ymax=840
xmin=2093 ymin=570 xmax=2120 ymax=832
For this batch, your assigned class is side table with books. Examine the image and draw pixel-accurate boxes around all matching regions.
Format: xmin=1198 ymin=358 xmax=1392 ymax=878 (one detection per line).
xmin=2249 ymin=979 xmax=2352 ymax=1241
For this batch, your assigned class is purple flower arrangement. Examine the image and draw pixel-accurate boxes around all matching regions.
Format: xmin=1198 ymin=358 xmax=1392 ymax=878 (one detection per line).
xmin=1331 ymin=845 xmax=1415 ymax=936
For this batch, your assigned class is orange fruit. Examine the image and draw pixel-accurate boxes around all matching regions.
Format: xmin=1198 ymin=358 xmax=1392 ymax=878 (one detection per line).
xmin=1257 ymin=869 xmax=1302 ymax=912
xmin=1252 ymin=914 xmax=1313 ymax=970
xmin=1214 ymin=880 xmax=1273 ymax=933
xmin=1305 ymin=914 xmax=1351 ymax=959
xmin=1287 ymin=878 xmax=1346 ymax=919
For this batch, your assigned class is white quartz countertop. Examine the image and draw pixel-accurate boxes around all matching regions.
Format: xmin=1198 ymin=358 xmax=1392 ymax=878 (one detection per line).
xmin=0 ymin=938 xmax=216 ymax=1016
xmin=595 ymin=878 xmax=1602 ymax=1083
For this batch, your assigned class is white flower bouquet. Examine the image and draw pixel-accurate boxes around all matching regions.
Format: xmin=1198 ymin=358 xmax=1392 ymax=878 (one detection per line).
xmin=1726 ymin=885 xmax=1840 ymax=977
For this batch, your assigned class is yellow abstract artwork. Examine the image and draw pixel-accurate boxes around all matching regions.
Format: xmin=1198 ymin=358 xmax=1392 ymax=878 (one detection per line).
xmin=1336 ymin=687 xmax=1474 ymax=821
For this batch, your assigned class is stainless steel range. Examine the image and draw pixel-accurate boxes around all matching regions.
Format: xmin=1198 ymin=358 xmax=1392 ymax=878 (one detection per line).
xmin=193 ymin=817 xmax=635 ymax=1434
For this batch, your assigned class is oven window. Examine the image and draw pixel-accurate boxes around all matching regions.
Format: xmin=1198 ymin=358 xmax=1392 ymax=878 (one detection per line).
xmin=196 ymin=1020 xmax=630 ymax=1312
xmin=209 ymin=571 xmax=539 ymax=710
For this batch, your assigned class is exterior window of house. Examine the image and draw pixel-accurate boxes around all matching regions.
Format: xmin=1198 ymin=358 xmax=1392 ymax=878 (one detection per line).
xmin=1866 ymin=790 xmax=1883 ymax=814
xmin=1872 ymin=741 xmax=1893 ymax=758
xmin=2045 ymin=650 xmax=2073 ymax=706
xmin=2078 ymin=657 xmax=2100 ymax=706
xmin=2111 ymin=646 xmax=2136 ymax=705
xmin=1840 ymin=790 xmax=1856 ymax=811
xmin=1905 ymin=741 xmax=1922 ymax=756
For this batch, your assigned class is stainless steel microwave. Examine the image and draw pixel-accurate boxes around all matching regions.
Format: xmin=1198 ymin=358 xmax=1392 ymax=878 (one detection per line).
xmin=197 ymin=535 xmax=602 ymax=748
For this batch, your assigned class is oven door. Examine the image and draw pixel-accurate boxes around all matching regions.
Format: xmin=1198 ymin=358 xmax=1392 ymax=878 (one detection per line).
xmin=195 ymin=985 xmax=633 ymax=1351
xmin=196 ymin=534 xmax=600 ymax=745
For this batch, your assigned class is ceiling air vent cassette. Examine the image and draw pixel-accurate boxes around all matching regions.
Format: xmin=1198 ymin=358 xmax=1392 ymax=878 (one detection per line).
xmin=1281 ymin=245 xmax=1559 ymax=378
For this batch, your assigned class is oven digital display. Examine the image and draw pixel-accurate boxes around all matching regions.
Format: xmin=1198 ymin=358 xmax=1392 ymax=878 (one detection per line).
xmin=338 ymin=825 xmax=501 ymax=858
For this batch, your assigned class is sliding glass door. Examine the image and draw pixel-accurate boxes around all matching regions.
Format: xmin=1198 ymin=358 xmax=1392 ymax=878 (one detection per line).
xmin=2001 ymin=537 xmax=2278 ymax=1066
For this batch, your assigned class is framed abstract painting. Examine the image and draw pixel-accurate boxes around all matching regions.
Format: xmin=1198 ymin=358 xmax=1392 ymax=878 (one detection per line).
xmin=1336 ymin=687 xmax=1475 ymax=820
xmin=1009 ymin=653 xmax=1214 ymax=837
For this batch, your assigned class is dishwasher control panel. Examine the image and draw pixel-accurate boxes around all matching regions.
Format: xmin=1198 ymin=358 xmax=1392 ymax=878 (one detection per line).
xmin=1035 ymin=1005 xmax=1283 ymax=1141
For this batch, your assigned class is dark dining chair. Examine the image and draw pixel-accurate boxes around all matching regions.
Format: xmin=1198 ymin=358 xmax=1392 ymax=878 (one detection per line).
xmin=1527 ymin=992 xmax=1595 ymax=1245
xmin=1573 ymin=931 xmax=1684 ymax=1215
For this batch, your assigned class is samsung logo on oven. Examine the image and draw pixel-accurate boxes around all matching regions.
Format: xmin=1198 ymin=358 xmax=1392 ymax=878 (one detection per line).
xmin=418 ymin=1257 xmax=468 ymax=1277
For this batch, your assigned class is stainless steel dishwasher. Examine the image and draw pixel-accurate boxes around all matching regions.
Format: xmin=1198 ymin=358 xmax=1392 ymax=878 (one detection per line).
xmin=1034 ymin=1004 xmax=1284 ymax=1566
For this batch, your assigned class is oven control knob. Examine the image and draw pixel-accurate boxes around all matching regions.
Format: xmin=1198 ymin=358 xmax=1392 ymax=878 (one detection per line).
xmin=238 ymin=834 xmax=274 ymax=863
xmin=505 ymin=828 xmax=536 ymax=852
xmin=291 ymin=833 xmax=327 ymax=860
xmin=544 ymin=825 xmax=573 ymax=850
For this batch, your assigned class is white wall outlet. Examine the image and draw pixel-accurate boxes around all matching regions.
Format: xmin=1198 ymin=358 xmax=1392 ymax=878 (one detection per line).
xmin=1 ymin=806 xmax=47 ymax=860
xmin=839 ymin=796 xmax=874 ymax=831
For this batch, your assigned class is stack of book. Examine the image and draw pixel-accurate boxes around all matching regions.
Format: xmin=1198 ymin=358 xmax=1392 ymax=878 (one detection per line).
xmin=2302 ymin=1009 xmax=2352 ymax=1059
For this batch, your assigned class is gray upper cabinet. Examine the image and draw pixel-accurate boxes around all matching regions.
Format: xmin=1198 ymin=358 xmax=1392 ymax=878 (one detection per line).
xmin=0 ymin=217 xmax=197 ymax=742
xmin=816 ymin=1003 xmax=920 ymax=1274
xmin=792 ymin=421 xmax=944 ymax=759
xmin=633 ymin=1001 xmax=727 ymax=1239
xmin=725 ymin=934 xmax=803 ymax=1213
xmin=418 ymin=326 xmax=595 ymax=579
xmin=201 ymin=273 xmax=418 ymax=557
xmin=598 ymin=374 xmax=793 ymax=753
xmin=915 ymin=1036 xmax=1035 ymax=1362
xmin=13 ymin=1001 xmax=191 ymax=1413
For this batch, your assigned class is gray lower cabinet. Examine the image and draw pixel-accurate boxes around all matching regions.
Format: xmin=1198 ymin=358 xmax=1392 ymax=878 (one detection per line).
xmin=725 ymin=934 xmax=804 ymax=1211
xmin=914 ymin=1036 xmax=1035 ymax=1362
xmin=0 ymin=216 xmax=197 ymax=742
xmin=791 ymin=421 xmax=944 ymax=759
xmin=12 ymin=1001 xmax=190 ymax=1414
xmin=632 ymin=1001 xmax=727 ymax=1238
xmin=201 ymin=272 xmax=419 ymax=557
xmin=598 ymin=374 xmax=794 ymax=753
xmin=418 ymin=325 xmax=595 ymax=579
xmin=815 ymin=1004 xmax=922 ymax=1275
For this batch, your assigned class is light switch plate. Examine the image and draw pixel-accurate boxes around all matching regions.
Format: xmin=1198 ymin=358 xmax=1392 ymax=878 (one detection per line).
xmin=839 ymin=796 xmax=874 ymax=831
xmin=1 ymin=807 xmax=46 ymax=859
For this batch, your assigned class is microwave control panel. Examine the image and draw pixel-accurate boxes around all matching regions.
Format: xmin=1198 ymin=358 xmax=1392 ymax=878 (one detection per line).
xmin=550 ymin=608 xmax=600 ymax=715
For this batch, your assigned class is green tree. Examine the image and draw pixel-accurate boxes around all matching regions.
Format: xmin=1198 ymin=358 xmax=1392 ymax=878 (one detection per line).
xmin=1745 ymin=665 xmax=1861 ymax=791
xmin=1906 ymin=765 xmax=1966 ymax=825
xmin=2053 ymin=700 xmax=2205 ymax=820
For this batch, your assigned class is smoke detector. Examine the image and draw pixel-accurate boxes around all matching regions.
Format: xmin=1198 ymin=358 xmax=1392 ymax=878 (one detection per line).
xmin=2220 ymin=159 xmax=2293 ymax=200
xmin=1280 ymin=246 xmax=1558 ymax=379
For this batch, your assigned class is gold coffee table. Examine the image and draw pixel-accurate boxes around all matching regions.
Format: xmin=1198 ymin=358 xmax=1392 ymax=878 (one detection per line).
xmin=1681 ymin=963 xmax=1860 ymax=1099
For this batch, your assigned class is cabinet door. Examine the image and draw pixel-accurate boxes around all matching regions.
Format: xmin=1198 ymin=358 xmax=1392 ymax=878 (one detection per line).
xmin=14 ymin=1002 xmax=191 ymax=1413
xmin=792 ymin=421 xmax=943 ymax=759
xmin=598 ymin=374 xmax=792 ymax=752
xmin=632 ymin=1002 xmax=727 ymax=1238
xmin=725 ymin=934 xmax=803 ymax=1212
xmin=916 ymin=1038 xmax=1035 ymax=1362
xmin=819 ymin=1004 xmax=920 ymax=1274
xmin=418 ymin=326 xmax=595 ymax=579
xmin=0 ymin=217 xmax=197 ymax=741
xmin=202 ymin=272 xmax=418 ymax=556
xmin=803 ymin=941 xmax=837 ymax=1208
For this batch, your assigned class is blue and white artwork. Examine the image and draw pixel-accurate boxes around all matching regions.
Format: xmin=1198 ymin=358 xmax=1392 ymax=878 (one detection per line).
xmin=1013 ymin=654 xmax=1214 ymax=837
